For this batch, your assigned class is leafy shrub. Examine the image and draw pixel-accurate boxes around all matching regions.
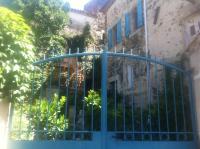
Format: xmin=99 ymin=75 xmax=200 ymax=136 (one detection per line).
xmin=85 ymin=90 xmax=101 ymax=108
xmin=10 ymin=95 xmax=68 ymax=140
xmin=84 ymin=90 xmax=101 ymax=131
xmin=0 ymin=7 xmax=35 ymax=103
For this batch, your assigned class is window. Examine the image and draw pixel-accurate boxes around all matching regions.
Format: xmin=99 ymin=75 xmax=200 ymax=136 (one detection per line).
xmin=190 ymin=25 xmax=196 ymax=36
xmin=153 ymin=7 xmax=160 ymax=25
xmin=132 ymin=8 xmax=137 ymax=32
xmin=127 ymin=65 xmax=134 ymax=88
xmin=116 ymin=20 xmax=122 ymax=43
xmin=112 ymin=24 xmax=117 ymax=46
xmin=108 ymin=20 xmax=122 ymax=49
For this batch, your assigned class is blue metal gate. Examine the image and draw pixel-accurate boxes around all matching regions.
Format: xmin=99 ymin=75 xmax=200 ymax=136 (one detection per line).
xmin=8 ymin=50 xmax=197 ymax=149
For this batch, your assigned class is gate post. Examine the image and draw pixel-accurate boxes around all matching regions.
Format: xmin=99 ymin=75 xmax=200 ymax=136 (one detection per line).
xmin=101 ymin=50 xmax=108 ymax=149
xmin=188 ymin=72 xmax=198 ymax=143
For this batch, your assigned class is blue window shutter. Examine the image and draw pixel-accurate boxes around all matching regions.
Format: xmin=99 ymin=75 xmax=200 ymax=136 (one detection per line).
xmin=117 ymin=20 xmax=122 ymax=43
xmin=108 ymin=29 xmax=113 ymax=49
xmin=125 ymin=13 xmax=131 ymax=37
xmin=136 ymin=0 xmax=144 ymax=28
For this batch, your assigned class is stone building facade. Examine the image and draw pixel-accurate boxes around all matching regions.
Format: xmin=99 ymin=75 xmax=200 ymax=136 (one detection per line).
xmin=101 ymin=0 xmax=148 ymax=107
xmin=101 ymin=0 xmax=145 ymax=54
xmin=101 ymin=0 xmax=200 ymax=59
xmin=183 ymin=11 xmax=200 ymax=145
xmin=100 ymin=0 xmax=200 ymax=142
xmin=146 ymin=1 xmax=200 ymax=143
xmin=147 ymin=0 xmax=200 ymax=60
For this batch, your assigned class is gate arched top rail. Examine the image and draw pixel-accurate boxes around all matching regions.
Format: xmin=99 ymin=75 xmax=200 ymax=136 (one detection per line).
xmin=33 ymin=51 xmax=186 ymax=73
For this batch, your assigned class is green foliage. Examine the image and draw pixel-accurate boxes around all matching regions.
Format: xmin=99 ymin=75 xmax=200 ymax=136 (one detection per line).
xmin=84 ymin=90 xmax=101 ymax=130
xmin=0 ymin=7 xmax=35 ymax=102
xmin=10 ymin=101 xmax=32 ymax=140
xmin=22 ymin=0 xmax=69 ymax=54
xmin=66 ymin=24 xmax=94 ymax=52
xmin=85 ymin=90 xmax=101 ymax=108
xmin=11 ymin=95 xmax=68 ymax=140
xmin=1 ymin=0 xmax=69 ymax=55
xmin=28 ymin=95 xmax=68 ymax=140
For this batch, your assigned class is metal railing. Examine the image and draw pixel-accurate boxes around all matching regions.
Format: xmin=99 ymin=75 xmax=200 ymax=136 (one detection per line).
xmin=9 ymin=50 xmax=196 ymax=142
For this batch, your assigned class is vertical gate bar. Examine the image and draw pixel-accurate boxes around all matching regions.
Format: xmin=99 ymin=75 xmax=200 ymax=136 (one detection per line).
xmin=36 ymin=64 xmax=44 ymax=140
xmin=64 ymin=61 xmax=70 ymax=139
xmin=91 ymin=55 xmax=95 ymax=131
xmin=122 ymin=58 xmax=126 ymax=140
xmin=40 ymin=65 xmax=44 ymax=98
xmin=58 ymin=62 xmax=62 ymax=99
xmin=155 ymin=61 xmax=161 ymax=140
xmin=27 ymin=70 xmax=35 ymax=139
xmin=146 ymin=59 xmax=152 ymax=140
xmin=114 ymin=61 xmax=117 ymax=131
xmin=73 ymin=57 xmax=78 ymax=139
xmin=164 ymin=67 xmax=169 ymax=140
xmin=172 ymin=77 xmax=178 ymax=140
xmin=55 ymin=61 xmax=62 ymax=139
xmin=45 ymin=63 xmax=53 ymax=140
xmin=188 ymin=73 xmax=197 ymax=141
xmin=123 ymin=82 xmax=126 ymax=140
xmin=82 ymin=57 xmax=86 ymax=139
xmin=19 ymin=93 xmax=23 ymax=140
xmin=131 ymin=70 xmax=135 ymax=140
xmin=101 ymin=50 xmax=108 ymax=149
xmin=179 ymin=73 xmax=187 ymax=140
xmin=49 ymin=64 xmax=53 ymax=100
xmin=138 ymin=63 xmax=144 ymax=140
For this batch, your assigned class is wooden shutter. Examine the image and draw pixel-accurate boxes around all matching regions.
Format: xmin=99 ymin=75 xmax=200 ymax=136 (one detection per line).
xmin=136 ymin=0 xmax=144 ymax=28
xmin=117 ymin=20 xmax=122 ymax=43
xmin=125 ymin=13 xmax=131 ymax=37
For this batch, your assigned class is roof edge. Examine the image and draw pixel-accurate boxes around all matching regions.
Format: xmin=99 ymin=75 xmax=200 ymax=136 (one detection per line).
xmin=70 ymin=8 xmax=96 ymax=18
xmin=100 ymin=0 xmax=116 ymax=13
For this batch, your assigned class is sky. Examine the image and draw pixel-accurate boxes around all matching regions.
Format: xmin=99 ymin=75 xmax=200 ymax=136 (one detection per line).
xmin=67 ymin=0 xmax=91 ymax=10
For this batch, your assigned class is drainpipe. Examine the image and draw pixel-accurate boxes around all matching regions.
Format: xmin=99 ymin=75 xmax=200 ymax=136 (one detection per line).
xmin=143 ymin=0 xmax=149 ymax=57
xmin=144 ymin=0 xmax=153 ymax=140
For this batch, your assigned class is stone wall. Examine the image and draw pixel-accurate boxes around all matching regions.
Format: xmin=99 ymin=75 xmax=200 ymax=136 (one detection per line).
xmin=105 ymin=0 xmax=199 ymax=59
xmin=147 ymin=0 xmax=199 ymax=60
xmin=182 ymin=11 xmax=200 ymax=50
xmin=103 ymin=0 xmax=200 ymax=144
